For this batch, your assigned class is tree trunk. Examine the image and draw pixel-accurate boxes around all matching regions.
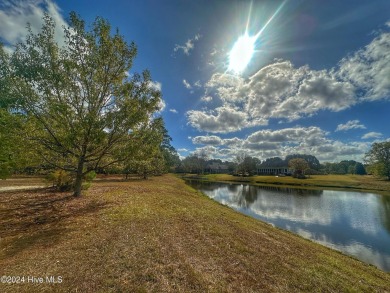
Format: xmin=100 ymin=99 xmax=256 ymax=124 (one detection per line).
xmin=73 ymin=156 xmax=85 ymax=197
xmin=143 ymin=167 xmax=147 ymax=180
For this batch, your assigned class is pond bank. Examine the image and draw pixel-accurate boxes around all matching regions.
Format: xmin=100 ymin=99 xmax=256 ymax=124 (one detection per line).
xmin=180 ymin=173 xmax=390 ymax=195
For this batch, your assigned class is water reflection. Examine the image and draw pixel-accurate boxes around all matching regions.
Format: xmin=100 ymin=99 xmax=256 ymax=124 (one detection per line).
xmin=380 ymin=195 xmax=390 ymax=234
xmin=186 ymin=180 xmax=390 ymax=272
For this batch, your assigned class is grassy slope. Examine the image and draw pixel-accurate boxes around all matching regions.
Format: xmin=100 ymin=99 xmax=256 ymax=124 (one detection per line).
xmin=189 ymin=174 xmax=390 ymax=195
xmin=0 ymin=175 xmax=389 ymax=292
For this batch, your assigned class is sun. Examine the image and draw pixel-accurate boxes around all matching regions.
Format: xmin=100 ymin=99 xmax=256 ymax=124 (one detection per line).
xmin=228 ymin=33 xmax=257 ymax=74
xmin=227 ymin=0 xmax=287 ymax=74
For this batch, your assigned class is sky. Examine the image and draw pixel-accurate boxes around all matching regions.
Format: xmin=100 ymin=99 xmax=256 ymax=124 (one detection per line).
xmin=1 ymin=0 xmax=389 ymax=163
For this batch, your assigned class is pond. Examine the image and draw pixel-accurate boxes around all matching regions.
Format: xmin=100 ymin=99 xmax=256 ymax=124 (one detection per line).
xmin=186 ymin=180 xmax=390 ymax=272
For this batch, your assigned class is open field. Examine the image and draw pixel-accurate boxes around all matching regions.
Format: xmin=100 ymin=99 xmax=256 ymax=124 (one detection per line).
xmin=1 ymin=174 xmax=389 ymax=292
xmin=182 ymin=174 xmax=390 ymax=196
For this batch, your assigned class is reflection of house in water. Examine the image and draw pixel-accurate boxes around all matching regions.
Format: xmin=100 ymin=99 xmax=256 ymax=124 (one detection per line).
xmin=227 ymin=184 xmax=238 ymax=192
xmin=257 ymin=167 xmax=292 ymax=175
xmin=380 ymin=196 xmax=390 ymax=234
xmin=257 ymin=185 xmax=323 ymax=196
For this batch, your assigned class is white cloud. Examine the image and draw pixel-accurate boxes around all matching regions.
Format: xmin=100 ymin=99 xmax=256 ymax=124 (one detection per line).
xmin=222 ymin=137 xmax=242 ymax=147
xmin=183 ymin=79 xmax=202 ymax=93
xmin=337 ymin=29 xmax=390 ymax=101
xmin=210 ymin=48 xmax=218 ymax=56
xmin=201 ymin=96 xmax=213 ymax=102
xmin=148 ymin=80 xmax=162 ymax=92
xmin=247 ymin=127 xmax=328 ymax=144
xmin=182 ymin=79 xmax=192 ymax=89
xmin=362 ymin=132 xmax=382 ymax=139
xmin=178 ymin=148 xmax=189 ymax=153
xmin=169 ymin=108 xmax=178 ymax=114
xmin=187 ymin=106 xmax=255 ymax=133
xmin=157 ymin=99 xmax=166 ymax=112
xmin=294 ymin=70 xmax=356 ymax=112
xmin=192 ymin=135 xmax=223 ymax=146
xmin=335 ymin=120 xmax=366 ymax=132
xmin=205 ymin=72 xmax=245 ymax=103
xmin=188 ymin=60 xmax=358 ymax=133
xmin=149 ymin=81 xmax=164 ymax=112
xmin=0 ymin=0 xmax=68 ymax=49
xmin=194 ymin=80 xmax=202 ymax=88
xmin=193 ymin=145 xmax=219 ymax=158
xmin=245 ymin=61 xmax=356 ymax=119
xmin=173 ymin=33 xmax=202 ymax=56
xmin=189 ymin=126 xmax=369 ymax=162
xmin=241 ymin=126 xmax=332 ymax=154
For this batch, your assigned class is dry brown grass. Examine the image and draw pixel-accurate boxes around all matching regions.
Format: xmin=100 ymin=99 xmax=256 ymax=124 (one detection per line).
xmin=1 ymin=175 xmax=389 ymax=292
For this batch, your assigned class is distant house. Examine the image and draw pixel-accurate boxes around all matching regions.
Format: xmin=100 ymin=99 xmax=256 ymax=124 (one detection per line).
xmin=207 ymin=163 xmax=229 ymax=174
xmin=257 ymin=166 xmax=292 ymax=175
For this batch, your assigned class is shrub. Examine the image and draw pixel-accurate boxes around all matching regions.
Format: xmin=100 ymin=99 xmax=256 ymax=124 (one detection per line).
xmin=84 ymin=170 xmax=97 ymax=182
xmin=82 ymin=171 xmax=97 ymax=190
xmin=47 ymin=170 xmax=73 ymax=191
xmin=0 ymin=162 xmax=12 ymax=180
xmin=46 ymin=170 xmax=96 ymax=192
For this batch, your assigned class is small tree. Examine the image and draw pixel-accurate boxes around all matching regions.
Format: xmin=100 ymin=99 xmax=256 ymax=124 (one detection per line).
xmin=237 ymin=156 xmax=258 ymax=175
xmin=235 ymin=153 xmax=257 ymax=175
xmin=365 ymin=142 xmax=390 ymax=180
xmin=288 ymin=158 xmax=309 ymax=178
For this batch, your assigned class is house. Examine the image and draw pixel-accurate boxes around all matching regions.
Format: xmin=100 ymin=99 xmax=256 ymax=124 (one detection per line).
xmin=257 ymin=166 xmax=292 ymax=175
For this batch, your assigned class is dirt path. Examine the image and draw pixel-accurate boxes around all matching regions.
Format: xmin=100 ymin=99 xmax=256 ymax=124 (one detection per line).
xmin=0 ymin=185 xmax=46 ymax=192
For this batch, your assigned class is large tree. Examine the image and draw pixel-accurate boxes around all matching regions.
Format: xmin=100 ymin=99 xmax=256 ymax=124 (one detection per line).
xmin=365 ymin=141 xmax=390 ymax=180
xmin=285 ymin=154 xmax=320 ymax=170
xmin=2 ymin=13 xmax=161 ymax=196
xmin=288 ymin=158 xmax=309 ymax=178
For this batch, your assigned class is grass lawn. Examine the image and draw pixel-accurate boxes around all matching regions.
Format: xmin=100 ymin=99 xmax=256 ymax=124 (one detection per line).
xmin=185 ymin=174 xmax=390 ymax=195
xmin=1 ymin=174 xmax=389 ymax=292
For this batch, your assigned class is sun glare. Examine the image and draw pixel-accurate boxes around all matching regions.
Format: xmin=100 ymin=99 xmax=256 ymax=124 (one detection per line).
xmin=227 ymin=0 xmax=287 ymax=75
xmin=228 ymin=33 xmax=256 ymax=74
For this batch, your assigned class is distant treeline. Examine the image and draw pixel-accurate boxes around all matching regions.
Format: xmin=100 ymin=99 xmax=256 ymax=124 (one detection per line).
xmin=260 ymin=155 xmax=366 ymax=175
xmin=321 ymin=160 xmax=366 ymax=175
xmin=177 ymin=153 xmax=367 ymax=175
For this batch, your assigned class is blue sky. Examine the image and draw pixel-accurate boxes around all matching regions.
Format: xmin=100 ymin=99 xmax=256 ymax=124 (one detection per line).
xmin=1 ymin=0 xmax=389 ymax=162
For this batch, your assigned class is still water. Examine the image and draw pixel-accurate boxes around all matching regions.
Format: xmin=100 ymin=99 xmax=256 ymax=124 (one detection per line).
xmin=186 ymin=180 xmax=390 ymax=272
